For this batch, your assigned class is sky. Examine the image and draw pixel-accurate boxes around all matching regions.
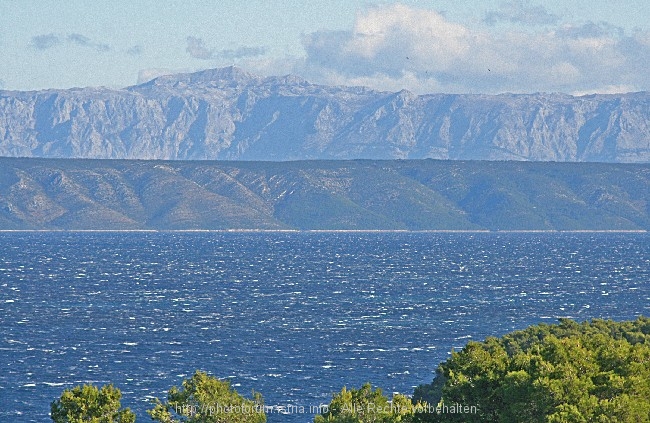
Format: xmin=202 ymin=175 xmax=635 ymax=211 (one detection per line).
xmin=2 ymin=0 xmax=650 ymax=94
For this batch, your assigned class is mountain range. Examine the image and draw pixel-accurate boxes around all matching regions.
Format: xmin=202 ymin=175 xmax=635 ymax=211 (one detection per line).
xmin=0 ymin=157 xmax=647 ymax=230
xmin=1 ymin=66 xmax=650 ymax=162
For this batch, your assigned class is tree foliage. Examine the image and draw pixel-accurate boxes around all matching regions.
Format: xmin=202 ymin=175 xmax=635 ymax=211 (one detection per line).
xmin=50 ymin=383 xmax=135 ymax=423
xmin=147 ymin=370 xmax=266 ymax=423
xmin=314 ymin=382 xmax=418 ymax=423
xmin=417 ymin=316 xmax=650 ymax=422
xmin=49 ymin=318 xmax=650 ymax=423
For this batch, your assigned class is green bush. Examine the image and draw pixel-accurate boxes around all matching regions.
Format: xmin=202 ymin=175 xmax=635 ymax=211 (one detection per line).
xmin=50 ymin=384 xmax=135 ymax=423
xmin=417 ymin=316 xmax=650 ymax=422
xmin=50 ymin=318 xmax=650 ymax=423
xmin=147 ymin=370 xmax=266 ymax=423
xmin=314 ymin=382 xmax=418 ymax=423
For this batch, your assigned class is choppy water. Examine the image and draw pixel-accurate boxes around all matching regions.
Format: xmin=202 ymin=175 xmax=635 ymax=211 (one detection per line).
xmin=1 ymin=231 xmax=648 ymax=422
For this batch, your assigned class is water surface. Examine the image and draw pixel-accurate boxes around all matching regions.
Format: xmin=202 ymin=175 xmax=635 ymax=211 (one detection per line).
xmin=1 ymin=232 xmax=648 ymax=421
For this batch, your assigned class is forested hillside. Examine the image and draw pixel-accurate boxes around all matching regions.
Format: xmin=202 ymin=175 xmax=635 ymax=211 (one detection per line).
xmin=0 ymin=158 xmax=648 ymax=230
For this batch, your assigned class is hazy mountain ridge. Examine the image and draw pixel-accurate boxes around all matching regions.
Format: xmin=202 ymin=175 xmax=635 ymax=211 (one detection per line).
xmin=1 ymin=67 xmax=649 ymax=162
xmin=0 ymin=157 xmax=647 ymax=230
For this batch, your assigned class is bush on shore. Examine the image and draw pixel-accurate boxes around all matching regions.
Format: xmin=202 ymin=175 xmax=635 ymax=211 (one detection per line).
xmin=414 ymin=316 xmax=650 ymax=422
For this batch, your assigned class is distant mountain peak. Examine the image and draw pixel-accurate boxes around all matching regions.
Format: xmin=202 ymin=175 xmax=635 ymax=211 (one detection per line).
xmin=1 ymin=67 xmax=650 ymax=162
xmin=189 ymin=66 xmax=257 ymax=83
xmin=137 ymin=66 xmax=260 ymax=90
xmin=266 ymin=73 xmax=309 ymax=87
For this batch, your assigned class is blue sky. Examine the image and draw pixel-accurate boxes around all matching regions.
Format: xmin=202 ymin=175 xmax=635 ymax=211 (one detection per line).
xmin=2 ymin=0 xmax=650 ymax=94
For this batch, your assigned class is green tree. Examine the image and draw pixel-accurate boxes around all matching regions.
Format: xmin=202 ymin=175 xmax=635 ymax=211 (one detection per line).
xmin=147 ymin=370 xmax=266 ymax=423
xmin=417 ymin=316 xmax=650 ymax=422
xmin=50 ymin=384 xmax=135 ymax=423
xmin=314 ymin=382 xmax=415 ymax=423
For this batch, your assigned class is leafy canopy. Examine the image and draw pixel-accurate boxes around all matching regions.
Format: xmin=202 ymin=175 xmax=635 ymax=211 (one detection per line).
xmin=314 ymin=382 xmax=419 ymax=423
xmin=419 ymin=316 xmax=650 ymax=422
xmin=50 ymin=383 xmax=135 ymax=423
xmin=147 ymin=370 xmax=266 ymax=423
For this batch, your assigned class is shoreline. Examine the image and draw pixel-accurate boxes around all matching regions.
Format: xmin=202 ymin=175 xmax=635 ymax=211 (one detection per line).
xmin=0 ymin=229 xmax=646 ymax=233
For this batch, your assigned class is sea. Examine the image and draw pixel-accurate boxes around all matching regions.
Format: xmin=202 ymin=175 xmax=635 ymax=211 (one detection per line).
xmin=1 ymin=231 xmax=648 ymax=422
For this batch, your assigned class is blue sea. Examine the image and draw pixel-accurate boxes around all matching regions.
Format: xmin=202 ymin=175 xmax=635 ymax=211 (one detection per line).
xmin=1 ymin=231 xmax=649 ymax=422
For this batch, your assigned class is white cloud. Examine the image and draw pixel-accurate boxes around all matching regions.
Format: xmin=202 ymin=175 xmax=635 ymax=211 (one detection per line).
xmin=186 ymin=36 xmax=214 ymax=60
xmin=127 ymin=45 xmax=143 ymax=56
xmin=484 ymin=1 xmax=559 ymax=26
xmin=236 ymin=55 xmax=304 ymax=81
xmin=572 ymin=84 xmax=638 ymax=96
xmin=30 ymin=34 xmax=62 ymax=50
xmin=136 ymin=68 xmax=180 ymax=84
xmin=303 ymin=5 xmax=469 ymax=80
xmin=67 ymin=33 xmax=110 ymax=52
xmin=299 ymin=3 xmax=650 ymax=94
xmin=30 ymin=33 xmax=110 ymax=52
xmin=221 ymin=46 xmax=267 ymax=60
xmin=186 ymin=36 xmax=266 ymax=61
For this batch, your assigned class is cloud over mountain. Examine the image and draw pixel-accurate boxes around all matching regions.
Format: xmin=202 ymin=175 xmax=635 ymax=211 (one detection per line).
xmin=484 ymin=0 xmax=560 ymax=26
xmin=186 ymin=36 xmax=214 ymax=60
xmin=126 ymin=45 xmax=143 ymax=56
xmin=30 ymin=33 xmax=62 ymax=50
xmin=186 ymin=36 xmax=266 ymax=61
xmin=66 ymin=33 xmax=110 ymax=52
xmin=30 ymin=33 xmax=110 ymax=52
xmin=299 ymin=3 xmax=650 ymax=94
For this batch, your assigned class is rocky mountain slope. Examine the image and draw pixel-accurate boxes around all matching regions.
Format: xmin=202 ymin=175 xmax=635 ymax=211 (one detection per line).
xmin=1 ymin=67 xmax=649 ymax=162
xmin=0 ymin=157 xmax=647 ymax=230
